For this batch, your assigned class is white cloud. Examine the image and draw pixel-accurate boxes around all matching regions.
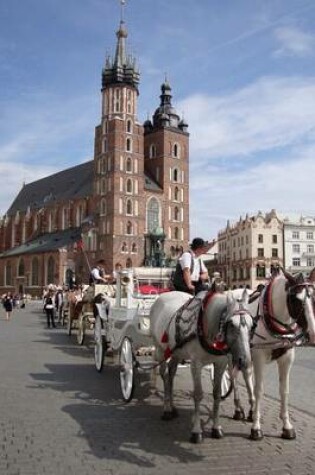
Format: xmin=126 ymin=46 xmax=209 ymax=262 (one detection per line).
xmin=273 ymin=25 xmax=315 ymax=57
xmin=178 ymin=76 xmax=315 ymax=164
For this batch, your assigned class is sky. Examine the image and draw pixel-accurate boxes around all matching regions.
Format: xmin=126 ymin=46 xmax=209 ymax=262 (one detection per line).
xmin=1 ymin=0 xmax=315 ymax=240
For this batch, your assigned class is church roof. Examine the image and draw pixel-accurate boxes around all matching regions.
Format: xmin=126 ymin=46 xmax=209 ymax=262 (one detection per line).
xmin=0 ymin=227 xmax=82 ymax=257
xmin=6 ymin=161 xmax=94 ymax=216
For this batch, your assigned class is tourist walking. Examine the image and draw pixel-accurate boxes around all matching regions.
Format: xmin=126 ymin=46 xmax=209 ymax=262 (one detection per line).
xmin=43 ymin=288 xmax=56 ymax=328
xmin=3 ymin=292 xmax=13 ymax=321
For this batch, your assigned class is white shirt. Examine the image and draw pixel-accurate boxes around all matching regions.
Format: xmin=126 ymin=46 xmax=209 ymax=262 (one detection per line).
xmin=178 ymin=251 xmax=207 ymax=282
xmin=91 ymin=267 xmax=103 ymax=281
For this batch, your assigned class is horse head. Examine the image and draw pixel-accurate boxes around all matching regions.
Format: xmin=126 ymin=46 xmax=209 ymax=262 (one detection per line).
xmin=283 ymin=269 xmax=315 ymax=344
xmin=224 ymin=289 xmax=253 ymax=372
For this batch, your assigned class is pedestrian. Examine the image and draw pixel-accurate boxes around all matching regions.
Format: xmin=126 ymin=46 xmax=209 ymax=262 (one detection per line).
xmin=171 ymin=237 xmax=211 ymax=295
xmin=3 ymin=292 xmax=13 ymax=321
xmin=89 ymin=259 xmax=111 ymax=284
xmin=43 ymin=288 xmax=56 ymax=328
xmin=54 ymin=286 xmax=63 ymax=324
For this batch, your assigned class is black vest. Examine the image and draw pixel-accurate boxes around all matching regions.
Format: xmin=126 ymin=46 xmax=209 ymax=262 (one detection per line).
xmin=172 ymin=252 xmax=197 ymax=292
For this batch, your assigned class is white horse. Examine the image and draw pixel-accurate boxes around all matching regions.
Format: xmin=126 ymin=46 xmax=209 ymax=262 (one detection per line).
xmin=150 ymin=288 xmax=253 ymax=443
xmin=231 ymin=270 xmax=315 ymax=440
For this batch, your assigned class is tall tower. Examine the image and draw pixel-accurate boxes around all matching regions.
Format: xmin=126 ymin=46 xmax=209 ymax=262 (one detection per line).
xmin=94 ymin=9 xmax=145 ymax=271
xmin=143 ymin=80 xmax=190 ymax=257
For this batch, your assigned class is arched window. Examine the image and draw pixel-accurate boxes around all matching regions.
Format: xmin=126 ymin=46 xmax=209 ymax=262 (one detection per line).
xmin=173 ymin=143 xmax=180 ymax=158
xmin=174 ymin=227 xmax=179 ymax=239
xmin=100 ymin=198 xmax=106 ymax=216
xmin=126 ymin=199 xmax=133 ymax=215
xmin=122 ymin=242 xmax=128 ymax=253
xmin=174 ymin=186 xmax=179 ymax=201
xmin=115 ymin=88 xmax=120 ymax=112
xmin=149 ymin=144 xmax=156 ymax=158
xmin=173 ymin=168 xmax=179 ymax=182
xmin=126 ymin=138 xmax=132 ymax=152
xmin=147 ymin=197 xmax=160 ymax=232
xmin=131 ymin=242 xmax=137 ymax=253
xmin=126 ymin=120 xmax=132 ymax=133
xmin=48 ymin=212 xmax=53 ymax=232
xmin=174 ymin=206 xmax=179 ymax=221
xmin=126 ymin=257 xmax=132 ymax=268
xmin=18 ymin=258 xmax=25 ymax=276
xmin=32 ymin=257 xmax=39 ymax=286
xmin=5 ymin=262 xmax=12 ymax=286
xmin=62 ymin=207 xmax=69 ymax=230
xmin=126 ymin=178 xmax=132 ymax=193
xmin=126 ymin=157 xmax=132 ymax=172
xmin=126 ymin=221 xmax=133 ymax=235
xmin=47 ymin=256 xmax=55 ymax=284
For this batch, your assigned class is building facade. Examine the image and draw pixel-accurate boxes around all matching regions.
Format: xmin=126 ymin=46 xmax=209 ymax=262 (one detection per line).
xmin=283 ymin=215 xmax=315 ymax=274
xmin=216 ymin=209 xmax=283 ymax=289
xmin=0 ymin=16 xmax=190 ymax=296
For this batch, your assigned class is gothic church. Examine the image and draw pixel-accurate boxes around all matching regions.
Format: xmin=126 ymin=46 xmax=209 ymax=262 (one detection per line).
xmin=0 ymin=14 xmax=190 ymax=295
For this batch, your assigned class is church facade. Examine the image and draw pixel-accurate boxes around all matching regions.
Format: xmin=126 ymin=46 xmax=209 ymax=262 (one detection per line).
xmin=0 ymin=16 xmax=190 ymax=296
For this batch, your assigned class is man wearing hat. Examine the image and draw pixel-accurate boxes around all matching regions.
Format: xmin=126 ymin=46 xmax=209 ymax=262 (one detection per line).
xmin=172 ymin=237 xmax=210 ymax=294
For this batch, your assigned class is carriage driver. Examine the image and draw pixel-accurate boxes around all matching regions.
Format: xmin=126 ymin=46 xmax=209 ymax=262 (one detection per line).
xmin=89 ymin=259 xmax=111 ymax=285
xmin=172 ymin=238 xmax=211 ymax=295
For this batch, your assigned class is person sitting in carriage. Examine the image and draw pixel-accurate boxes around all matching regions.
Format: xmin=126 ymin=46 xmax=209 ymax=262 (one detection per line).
xmin=89 ymin=259 xmax=111 ymax=285
xmin=172 ymin=238 xmax=211 ymax=295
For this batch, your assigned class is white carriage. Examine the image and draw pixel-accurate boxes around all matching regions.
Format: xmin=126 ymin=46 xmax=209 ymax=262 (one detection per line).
xmin=90 ymin=267 xmax=233 ymax=402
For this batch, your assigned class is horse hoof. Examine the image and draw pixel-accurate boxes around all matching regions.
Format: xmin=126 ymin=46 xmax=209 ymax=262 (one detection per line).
xmin=233 ymin=409 xmax=245 ymax=421
xmin=282 ymin=428 xmax=296 ymax=440
xmin=247 ymin=410 xmax=254 ymax=423
xmin=190 ymin=432 xmax=203 ymax=444
xmin=249 ymin=429 xmax=264 ymax=441
xmin=161 ymin=410 xmax=177 ymax=421
xmin=211 ymin=427 xmax=224 ymax=439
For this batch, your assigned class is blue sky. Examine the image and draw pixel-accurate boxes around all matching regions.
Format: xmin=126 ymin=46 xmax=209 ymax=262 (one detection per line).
xmin=1 ymin=0 xmax=315 ymax=240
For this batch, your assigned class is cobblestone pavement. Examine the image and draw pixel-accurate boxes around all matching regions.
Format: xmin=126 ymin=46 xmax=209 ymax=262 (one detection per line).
xmin=0 ymin=302 xmax=314 ymax=475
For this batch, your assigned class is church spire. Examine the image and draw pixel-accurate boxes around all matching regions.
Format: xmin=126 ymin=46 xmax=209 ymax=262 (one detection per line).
xmin=102 ymin=0 xmax=139 ymax=90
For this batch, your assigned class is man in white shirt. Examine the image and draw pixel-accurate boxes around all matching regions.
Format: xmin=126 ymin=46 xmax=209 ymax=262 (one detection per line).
xmin=89 ymin=259 xmax=110 ymax=284
xmin=172 ymin=238 xmax=210 ymax=294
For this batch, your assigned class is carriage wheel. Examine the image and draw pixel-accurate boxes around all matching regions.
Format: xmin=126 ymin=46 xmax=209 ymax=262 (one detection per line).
xmin=209 ymin=365 xmax=233 ymax=400
xmin=77 ymin=312 xmax=86 ymax=345
xmin=94 ymin=314 xmax=106 ymax=372
xmin=67 ymin=312 xmax=72 ymax=336
xmin=119 ymin=337 xmax=136 ymax=402
xmin=220 ymin=368 xmax=233 ymax=400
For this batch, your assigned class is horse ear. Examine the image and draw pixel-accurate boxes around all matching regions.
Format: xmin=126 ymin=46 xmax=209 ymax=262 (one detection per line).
xmin=226 ymin=290 xmax=234 ymax=308
xmin=309 ymin=267 xmax=315 ymax=282
xmin=241 ymin=287 xmax=249 ymax=305
xmin=282 ymin=269 xmax=296 ymax=286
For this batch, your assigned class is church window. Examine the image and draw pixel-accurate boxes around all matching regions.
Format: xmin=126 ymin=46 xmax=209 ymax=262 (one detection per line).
xmin=48 ymin=212 xmax=53 ymax=232
xmin=126 ymin=120 xmax=132 ymax=133
xmin=62 ymin=207 xmax=69 ymax=230
xmin=174 ymin=227 xmax=179 ymax=239
xmin=174 ymin=206 xmax=179 ymax=221
xmin=126 ymin=221 xmax=133 ymax=235
xmin=173 ymin=143 xmax=180 ymax=158
xmin=126 ymin=138 xmax=132 ymax=152
xmin=31 ymin=257 xmax=39 ymax=286
xmin=173 ymin=168 xmax=179 ymax=182
xmin=149 ymin=144 xmax=156 ymax=158
xmin=174 ymin=186 xmax=179 ymax=201
xmin=122 ymin=242 xmax=128 ymax=253
xmin=147 ymin=197 xmax=160 ymax=233
xmin=126 ymin=178 xmax=133 ymax=193
xmin=131 ymin=242 xmax=137 ymax=253
xmin=47 ymin=256 xmax=55 ymax=284
xmin=5 ymin=262 xmax=12 ymax=286
xmin=18 ymin=258 xmax=25 ymax=277
xmin=103 ymin=139 xmax=107 ymax=153
xmin=126 ymin=199 xmax=133 ymax=215
xmin=126 ymin=157 xmax=132 ymax=172
xmin=100 ymin=198 xmax=107 ymax=216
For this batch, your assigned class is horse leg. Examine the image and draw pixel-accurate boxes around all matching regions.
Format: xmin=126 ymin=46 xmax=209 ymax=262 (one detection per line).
xmin=211 ymin=361 xmax=226 ymax=438
xmin=250 ymin=350 xmax=265 ymax=440
xmin=190 ymin=360 xmax=204 ymax=443
xmin=228 ymin=355 xmax=246 ymax=421
xmin=277 ymin=348 xmax=296 ymax=439
xmin=160 ymin=358 xmax=178 ymax=420
xmin=242 ymin=363 xmax=255 ymax=422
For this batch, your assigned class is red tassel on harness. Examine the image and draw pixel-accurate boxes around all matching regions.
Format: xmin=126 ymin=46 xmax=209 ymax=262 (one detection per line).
xmin=161 ymin=331 xmax=169 ymax=343
xmin=164 ymin=347 xmax=172 ymax=360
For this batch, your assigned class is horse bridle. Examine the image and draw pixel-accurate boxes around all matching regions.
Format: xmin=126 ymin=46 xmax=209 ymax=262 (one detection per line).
xmin=223 ymin=303 xmax=255 ymax=342
xmin=286 ymin=281 xmax=314 ymax=332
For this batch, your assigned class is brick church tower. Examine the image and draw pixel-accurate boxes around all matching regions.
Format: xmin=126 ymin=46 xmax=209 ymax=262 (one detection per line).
xmin=93 ymin=9 xmax=190 ymax=272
